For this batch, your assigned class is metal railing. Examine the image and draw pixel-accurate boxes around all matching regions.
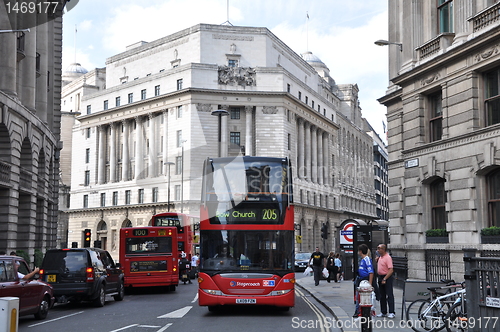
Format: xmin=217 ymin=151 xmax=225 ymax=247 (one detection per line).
xmin=0 ymin=161 xmax=10 ymax=184
xmin=463 ymin=249 xmax=500 ymax=332
xmin=425 ymin=249 xmax=451 ymax=282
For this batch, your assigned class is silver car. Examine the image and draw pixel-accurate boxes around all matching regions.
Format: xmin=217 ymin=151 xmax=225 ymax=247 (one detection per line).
xmin=294 ymin=252 xmax=311 ymax=272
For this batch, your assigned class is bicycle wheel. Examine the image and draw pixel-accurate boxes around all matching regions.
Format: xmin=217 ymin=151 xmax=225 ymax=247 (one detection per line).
xmin=445 ymin=301 xmax=467 ymax=332
xmin=406 ymin=299 xmax=432 ymax=332
xmin=407 ymin=299 xmax=449 ymax=332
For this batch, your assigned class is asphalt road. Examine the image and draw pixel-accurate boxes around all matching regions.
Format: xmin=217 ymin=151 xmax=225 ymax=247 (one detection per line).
xmin=18 ymin=281 xmax=337 ymax=332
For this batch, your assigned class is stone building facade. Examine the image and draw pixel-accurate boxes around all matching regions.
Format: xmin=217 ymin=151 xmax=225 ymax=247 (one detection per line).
xmin=0 ymin=2 xmax=67 ymax=256
xmin=379 ymin=0 xmax=500 ymax=281
xmin=64 ymin=24 xmax=377 ymax=260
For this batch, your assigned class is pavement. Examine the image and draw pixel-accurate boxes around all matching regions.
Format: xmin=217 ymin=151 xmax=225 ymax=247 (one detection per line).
xmin=296 ymin=275 xmax=415 ymax=332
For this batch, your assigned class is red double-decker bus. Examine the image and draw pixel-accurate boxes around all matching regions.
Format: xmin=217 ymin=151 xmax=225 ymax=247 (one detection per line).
xmin=151 ymin=212 xmax=196 ymax=260
xmin=119 ymin=227 xmax=179 ymax=290
xmin=198 ymin=156 xmax=295 ymax=311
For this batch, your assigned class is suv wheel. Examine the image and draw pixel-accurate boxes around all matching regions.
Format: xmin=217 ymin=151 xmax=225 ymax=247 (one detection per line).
xmin=93 ymin=285 xmax=106 ymax=307
xmin=34 ymin=295 xmax=50 ymax=320
xmin=113 ymin=281 xmax=125 ymax=301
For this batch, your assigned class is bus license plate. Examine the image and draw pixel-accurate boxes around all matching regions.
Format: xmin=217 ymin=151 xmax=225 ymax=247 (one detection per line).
xmin=236 ymin=299 xmax=256 ymax=304
xmin=47 ymin=275 xmax=56 ymax=282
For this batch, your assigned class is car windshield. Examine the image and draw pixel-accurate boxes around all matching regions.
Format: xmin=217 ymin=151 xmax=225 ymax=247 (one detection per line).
xmin=43 ymin=251 xmax=87 ymax=273
xmin=295 ymin=253 xmax=310 ymax=261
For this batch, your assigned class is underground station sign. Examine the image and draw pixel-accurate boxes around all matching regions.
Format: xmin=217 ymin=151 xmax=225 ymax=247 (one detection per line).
xmin=339 ymin=222 xmax=356 ymax=253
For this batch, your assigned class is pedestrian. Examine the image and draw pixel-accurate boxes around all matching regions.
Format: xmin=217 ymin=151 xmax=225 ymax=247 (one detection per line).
xmin=353 ymin=243 xmax=374 ymax=317
xmin=309 ymin=247 xmax=325 ymax=286
xmin=326 ymin=251 xmax=335 ymax=283
xmin=191 ymin=252 xmax=199 ymax=276
xmin=334 ymin=253 xmax=342 ymax=282
xmin=376 ymin=244 xmax=395 ymax=318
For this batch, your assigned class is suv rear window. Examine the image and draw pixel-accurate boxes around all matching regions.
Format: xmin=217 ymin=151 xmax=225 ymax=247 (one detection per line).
xmin=43 ymin=251 xmax=88 ymax=273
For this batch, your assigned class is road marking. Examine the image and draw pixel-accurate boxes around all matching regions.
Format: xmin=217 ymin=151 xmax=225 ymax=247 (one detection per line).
xmin=138 ymin=325 xmax=161 ymax=328
xmin=191 ymin=292 xmax=198 ymax=303
xmin=109 ymin=324 xmax=138 ymax=332
xmin=28 ymin=311 xmax=85 ymax=328
xmin=156 ymin=323 xmax=173 ymax=332
xmin=299 ymin=290 xmax=329 ymax=332
xmin=157 ymin=306 xmax=193 ymax=318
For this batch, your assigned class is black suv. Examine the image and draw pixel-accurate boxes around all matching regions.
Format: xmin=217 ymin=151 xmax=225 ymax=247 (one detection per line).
xmin=40 ymin=248 xmax=124 ymax=307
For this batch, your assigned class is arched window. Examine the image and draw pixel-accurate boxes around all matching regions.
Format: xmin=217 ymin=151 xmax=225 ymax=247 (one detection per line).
xmin=430 ymin=178 xmax=447 ymax=229
xmin=487 ymin=169 xmax=500 ymax=227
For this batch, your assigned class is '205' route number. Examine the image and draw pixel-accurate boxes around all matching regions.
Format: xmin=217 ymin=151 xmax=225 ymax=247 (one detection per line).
xmin=262 ymin=209 xmax=277 ymax=220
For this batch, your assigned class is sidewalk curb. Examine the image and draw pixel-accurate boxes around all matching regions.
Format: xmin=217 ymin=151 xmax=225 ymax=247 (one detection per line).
xmin=296 ymin=282 xmax=358 ymax=332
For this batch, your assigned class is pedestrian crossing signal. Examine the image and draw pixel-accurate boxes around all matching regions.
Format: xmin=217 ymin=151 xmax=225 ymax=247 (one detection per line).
xmin=295 ymin=235 xmax=302 ymax=243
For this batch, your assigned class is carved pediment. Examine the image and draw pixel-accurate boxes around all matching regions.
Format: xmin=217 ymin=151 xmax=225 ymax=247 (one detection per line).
xmin=218 ymin=66 xmax=256 ymax=86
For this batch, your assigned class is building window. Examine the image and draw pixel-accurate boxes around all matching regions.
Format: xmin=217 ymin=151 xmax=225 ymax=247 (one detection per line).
xmin=318 ymin=105 xmax=321 ymax=112
xmin=152 ymin=187 xmax=159 ymax=203
xmin=155 ymin=85 xmax=160 ymax=96
xmin=230 ymin=132 xmax=240 ymax=146
xmin=430 ymin=178 xmax=447 ymax=229
xmin=84 ymin=170 xmax=90 ymax=186
xmin=429 ymin=91 xmax=443 ymax=142
xmin=287 ymin=84 xmax=291 ymax=93
xmin=138 ymin=189 xmax=144 ymax=204
xmin=177 ymin=105 xmax=183 ymax=118
xmin=176 ymin=130 xmax=182 ymax=147
xmin=128 ymin=93 xmax=133 ymax=103
xmin=100 ymin=193 xmax=106 ymax=207
xmin=125 ymin=190 xmax=131 ymax=205
xmin=288 ymin=133 xmax=291 ymax=150
xmin=86 ymin=128 xmax=91 ymax=138
xmin=112 ymin=191 xmax=118 ymax=206
xmin=116 ymin=96 xmax=121 ymax=107
xmin=305 ymin=96 xmax=309 ymax=105
xmin=175 ymin=185 xmax=181 ymax=200
xmin=176 ymin=156 xmax=182 ymax=175
xmin=438 ymin=0 xmax=454 ymax=33
xmin=485 ymin=67 xmax=500 ymax=126
xmin=312 ymin=100 xmax=314 ymax=109
xmin=230 ymin=108 xmax=240 ymax=119
xmin=85 ymin=148 xmax=90 ymax=163
xmin=141 ymin=89 xmax=146 ymax=100
xmin=488 ymin=169 xmax=500 ymax=227
xmin=298 ymin=91 xmax=302 ymax=100
xmin=86 ymin=105 xmax=91 ymax=114
xmin=228 ymin=59 xmax=238 ymax=67
xmin=103 ymin=100 xmax=108 ymax=110
xmin=177 ymin=79 xmax=183 ymax=90
xmin=83 ymin=195 xmax=88 ymax=208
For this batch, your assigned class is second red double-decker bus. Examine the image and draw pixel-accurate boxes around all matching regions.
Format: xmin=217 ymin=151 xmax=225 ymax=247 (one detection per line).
xmin=119 ymin=227 xmax=179 ymax=290
xmin=151 ymin=212 xmax=195 ymax=259
xmin=198 ymin=156 xmax=295 ymax=311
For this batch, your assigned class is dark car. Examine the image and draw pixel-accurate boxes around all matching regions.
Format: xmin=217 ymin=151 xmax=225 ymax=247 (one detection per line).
xmin=0 ymin=255 xmax=55 ymax=320
xmin=40 ymin=248 xmax=124 ymax=307
xmin=294 ymin=252 xmax=312 ymax=272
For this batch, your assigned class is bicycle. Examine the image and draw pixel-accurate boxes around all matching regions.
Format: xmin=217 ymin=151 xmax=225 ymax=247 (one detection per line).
xmin=406 ymin=282 xmax=465 ymax=332
xmin=444 ymin=289 xmax=467 ymax=332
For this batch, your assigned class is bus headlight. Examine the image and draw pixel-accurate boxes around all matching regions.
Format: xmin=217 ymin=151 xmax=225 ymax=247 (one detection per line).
xmin=270 ymin=289 xmax=291 ymax=296
xmin=203 ymin=289 xmax=223 ymax=295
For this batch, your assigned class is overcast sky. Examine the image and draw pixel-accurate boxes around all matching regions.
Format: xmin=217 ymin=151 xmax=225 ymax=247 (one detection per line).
xmin=63 ymin=0 xmax=389 ymax=140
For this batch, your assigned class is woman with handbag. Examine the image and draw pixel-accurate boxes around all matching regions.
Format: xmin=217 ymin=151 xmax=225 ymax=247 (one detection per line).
xmin=326 ymin=251 xmax=335 ymax=283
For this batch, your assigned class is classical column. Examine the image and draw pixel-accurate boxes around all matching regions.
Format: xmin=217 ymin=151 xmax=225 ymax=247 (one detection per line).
xmin=297 ymin=118 xmax=305 ymax=179
xmin=148 ymin=113 xmax=157 ymax=177
xmin=162 ymin=110 xmax=169 ymax=174
xmin=122 ymin=120 xmax=129 ymax=181
xmin=311 ymin=126 xmax=318 ymax=184
xmin=35 ymin=16 xmax=48 ymax=122
xmin=317 ymin=130 xmax=323 ymax=185
xmin=0 ymin=14 xmax=17 ymax=96
xmin=323 ymin=133 xmax=329 ymax=186
xmin=304 ymin=122 xmax=311 ymax=181
xmin=20 ymin=14 xmax=37 ymax=111
xmin=109 ymin=123 xmax=117 ymax=183
xmin=135 ymin=116 xmax=144 ymax=179
xmin=453 ymin=0 xmax=473 ymax=43
xmin=245 ymin=106 xmax=253 ymax=156
xmin=221 ymin=107 xmax=229 ymax=157
xmin=97 ymin=126 xmax=106 ymax=184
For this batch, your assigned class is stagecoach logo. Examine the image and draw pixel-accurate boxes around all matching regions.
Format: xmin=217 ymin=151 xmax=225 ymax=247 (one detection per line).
xmin=230 ymin=281 xmax=260 ymax=287
xmin=263 ymin=280 xmax=275 ymax=287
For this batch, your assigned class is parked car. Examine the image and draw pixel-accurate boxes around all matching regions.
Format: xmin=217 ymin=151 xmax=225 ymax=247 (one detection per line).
xmin=294 ymin=252 xmax=312 ymax=272
xmin=0 ymin=255 xmax=55 ymax=320
xmin=39 ymin=248 xmax=124 ymax=307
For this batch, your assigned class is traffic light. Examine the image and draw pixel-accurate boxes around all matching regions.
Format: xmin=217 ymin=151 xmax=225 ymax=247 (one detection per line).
xmin=83 ymin=229 xmax=91 ymax=247
xmin=321 ymin=224 xmax=328 ymax=239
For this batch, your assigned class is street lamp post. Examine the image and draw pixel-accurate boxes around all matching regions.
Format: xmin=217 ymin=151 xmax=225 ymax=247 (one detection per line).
xmin=211 ymin=109 xmax=229 ymax=157
xmin=164 ymin=162 xmax=175 ymax=211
